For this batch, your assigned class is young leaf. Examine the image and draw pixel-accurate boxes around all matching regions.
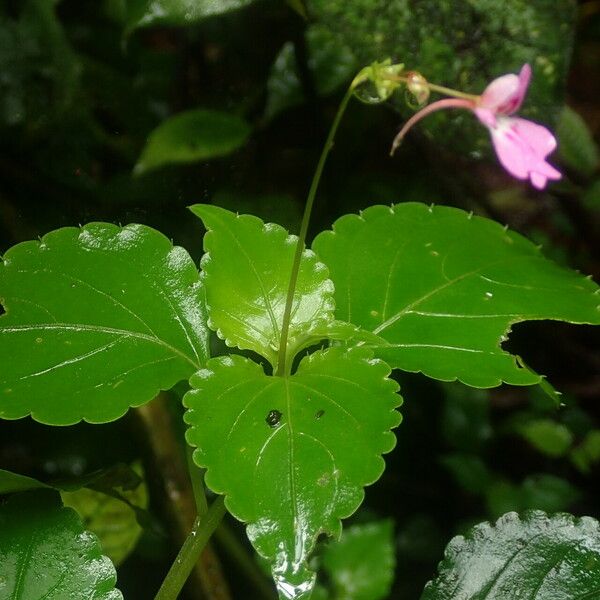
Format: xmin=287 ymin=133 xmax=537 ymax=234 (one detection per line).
xmin=0 ymin=490 xmax=123 ymax=599
xmin=312 ymin=203 xmax=600 ymax=388
xmin=61 ymin=465 xmax=148 ymax=566
xmin=135 ymin=109 xmax=251 ymax=175
xmin=0 ymin=469 xmax=51 ymax=495
xmin=421 ymin=511 xmax=600 ymax=599
xmin=190 ymin=204 xmax=335 ymax=368
xmin=0 ymin=223 xmax=208 ymax=424
xmin=125 ymin=0 xmax=256 ymax=32
xmin=184 ymin=347 xmax=401 ymax=599
xmin=321 ymin=520 xmax=395 ymax=600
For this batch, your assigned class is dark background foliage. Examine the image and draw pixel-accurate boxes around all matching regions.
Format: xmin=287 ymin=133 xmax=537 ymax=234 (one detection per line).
xmin=0 ymin=1 xmax=598 ymax=598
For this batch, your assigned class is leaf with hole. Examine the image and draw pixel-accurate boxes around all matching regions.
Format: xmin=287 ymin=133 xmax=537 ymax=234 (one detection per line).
xmin=313 ymin=203 xmax=600 ymax=388
xmin=421 ymin=511 xmax=600 ymax=599
xmin=135 ymin=109 xmax=251 ymax=174
xmin=0 ymin=223 xmax=208 ymax=424
xmin=184 ymin=346 xmax=401 ymax=599
xmin=190 ymin=204 xmax=335 ymax=369
xmin=0 ymin=490 xmax=123 ymax=599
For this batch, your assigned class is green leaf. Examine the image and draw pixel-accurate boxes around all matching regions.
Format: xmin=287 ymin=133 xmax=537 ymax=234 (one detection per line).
xmin=0 ymin=490 xmax=123 ymax=599
xmin=519 ymin=418 xmax=573 ymax=457
xmin=125 ymin=0 xmax=256 ymax=32
xmin=321 ymin=520 xmax=395 ymax=600
xmin=0 ymin=469 xmax=51 ymax=495
xmin=441 ymin=453 xmax=493 ymax=495
xmin=521 ymin=474 xmax=581 ymax=514
xmin=184 ymin=346 xmax=401 ymax=599
xmin=571 ymin=430 xmax=600 ymax=474
xmin=421 ymin=511 xmax=600 ymax=600
xmin=313 ymin=203 xmax=600 ymax=387
xmin=265 ymin=25 xmax=357 ymax=121
xmin=308 ymin=0 xmax=575 ymax=152
xmin=135 ymin=109 xmax=251 ymax=174
xmin=61 ymin=463 xmax=148 ymax=566
xmin=557 ymin=106 xmax=600 ymax=178
xmin=190 ymin=204 xmax=335 ymax=368
xmin=0 ymin=223 xmax=208 ymax=425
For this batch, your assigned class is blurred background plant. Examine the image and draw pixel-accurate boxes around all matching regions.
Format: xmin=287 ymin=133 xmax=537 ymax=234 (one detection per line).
xmin=0 ymin=1 xmax=598 ymax=598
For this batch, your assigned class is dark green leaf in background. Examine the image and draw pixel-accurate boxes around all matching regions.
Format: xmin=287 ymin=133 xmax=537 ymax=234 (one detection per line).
xmin=0 ymin=223 xmax=208 ymax=424
xmin=135 ymin=109 xmax=251 ymax=174
xmin=321 ymin=520 xmax=395 ymax=600
xmin=313 ymin=203 xmax=600 ymax=388
xmin=191 ymin=204 xmax=335 ymax=368
xmin=0 ymin=490 xmax=123 ymax=599
xmin=265 ymin=25 xmax=357 ymax=121
xmin=421 ymin=511 xmax=600 ymax=599
xmin=184 ymin=347 xmax=401 ymax=599
xmin=125 ymin=0 xmax=257 ymax=32
xmin=556 ymin=106 xmax=600 ymax=178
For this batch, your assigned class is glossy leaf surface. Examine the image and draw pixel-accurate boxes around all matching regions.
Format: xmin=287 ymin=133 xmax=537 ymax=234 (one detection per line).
xmin=126 ymin=0 xmax=256 ymax=32
xmin=0 ymin=490 xmax=122 ymax=599
xmin=184 ymin=347 xmax=401 ymax=599
xmin=313 ymin=203 xmax=600 ymax=387
xmin=135 ymin=109 xmax=251 ymax=174
xmin=421 ymin=511 xmax=600 ymax=599
xmin=0 ymin=223 xmax=208 ymax=424
xmin=191 ymin=204 xmax=334 ymax=368
xmin=321 ymin=520 xmax=395 ymax=600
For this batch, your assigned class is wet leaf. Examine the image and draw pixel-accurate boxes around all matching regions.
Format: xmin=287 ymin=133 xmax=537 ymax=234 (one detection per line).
xmin=421 ymin=511 xmax=600 ymax=599
xmin=125 ymin=0 xmax=256 ymax=32
xmin=0 ymin=223 xmax=208 ymax=424
xmin=0 ymin=490 xmax=123 ymax=599
xmin=184 ymin=347 xmax=401 ymax=599
xmin=313 ymin=203 xmax=600 ymax=388
xmin=190 ymin=204 xmax=335 ymax=369
xmin=321 ymin=520 xmax=395 ymax=600
xmin=135 ymin=109 xmax=251 ymax=174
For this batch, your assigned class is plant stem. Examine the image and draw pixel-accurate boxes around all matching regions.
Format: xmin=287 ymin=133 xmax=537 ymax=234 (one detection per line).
xmin=155 ymin=496 xmax=228 ymax=600
xmin=187 ymin=445 xmax=209 ymax=516
xmin=275 ymin=77 xmax=363 ymax=376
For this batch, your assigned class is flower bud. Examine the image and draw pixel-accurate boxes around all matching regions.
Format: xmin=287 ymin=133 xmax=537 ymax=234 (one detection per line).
xmin=405 ymin=71 xmax=430 ymax=105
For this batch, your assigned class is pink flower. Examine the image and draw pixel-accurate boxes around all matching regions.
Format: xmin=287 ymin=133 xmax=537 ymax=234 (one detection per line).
xmin=391 ymin=64 xmax=561 ymax=189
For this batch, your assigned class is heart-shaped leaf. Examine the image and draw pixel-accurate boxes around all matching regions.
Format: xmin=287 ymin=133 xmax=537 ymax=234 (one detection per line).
xmin=0 ymin=223 xmax=208 ymax=424
xmin=312 ymin=203 xmax=600 ymax=387
xmin=135 ymin=109 xmax=251 ymax=175
xmin=421 ymin=511 xmax=600 ymax=599
xmin=0 ymin=490 xmax=123 ymax=599
xmin=184 ymin=347 xmax=401 ymax=599
xmin=190 ymin=204 xmax=335 ymax=369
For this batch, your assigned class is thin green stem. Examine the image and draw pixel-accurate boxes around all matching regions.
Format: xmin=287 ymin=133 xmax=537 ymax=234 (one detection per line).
xmin=154 ymin=496 xmax=227 ymax=600
xmin=275 ymin=76 xmax=364 ymax=376
xmin=186 ymin=445 xmax=209 ymax=516
xmin=384 ymin=74 xmax=480 ymax=101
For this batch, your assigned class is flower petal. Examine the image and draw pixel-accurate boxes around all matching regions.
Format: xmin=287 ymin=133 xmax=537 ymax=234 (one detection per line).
xmin=480 ymin=64 xmax=532 ymax=115
xmin=488 ymin=116 xmax=561 ymax=189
